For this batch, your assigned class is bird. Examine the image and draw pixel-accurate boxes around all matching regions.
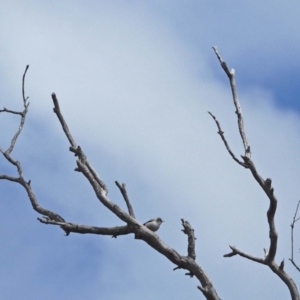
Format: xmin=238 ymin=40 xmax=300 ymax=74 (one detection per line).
xmin=134 ymin=217 xmax=164 ymax=239
xmin=143 ymin=217 xmax=164 ymax=231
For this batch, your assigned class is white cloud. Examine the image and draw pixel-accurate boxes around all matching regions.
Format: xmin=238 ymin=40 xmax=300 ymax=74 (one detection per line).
xmin=1 ymin=1 xmax=300 ymax=299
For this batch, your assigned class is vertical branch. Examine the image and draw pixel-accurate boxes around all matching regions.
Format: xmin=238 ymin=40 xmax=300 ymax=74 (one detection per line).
xmin=289 ymin=200 xmax=300 ymax=271
xmin=0 ymin=66 xmax=65 ymax=224
xmin=211 ymin=47 xmax=300 ymax=300
xmin=181 ymin=219 xmax=196 ymax=260
xmin=212 ymin=47 xmax=250 ymax=158
xmin=22 ymin=65 xmax=29 ymax=103
xmin=3 ymin=65 xmax=30 ymax=155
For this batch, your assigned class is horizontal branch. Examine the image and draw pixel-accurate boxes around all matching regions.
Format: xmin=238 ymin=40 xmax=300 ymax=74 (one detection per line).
xmin=38 ymin=217 xmax=132 ymax=236
xmin=0 ymin=108 xmax=23 ymax=115
xmin=224 ymin=245 xmax=265 ymax=264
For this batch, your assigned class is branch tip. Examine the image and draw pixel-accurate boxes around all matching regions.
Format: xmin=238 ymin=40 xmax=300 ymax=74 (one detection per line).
xmin=279 ymin=259 xmax=285 ymax=270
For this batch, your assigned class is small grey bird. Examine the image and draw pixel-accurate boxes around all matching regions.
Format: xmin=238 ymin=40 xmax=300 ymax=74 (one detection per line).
xmin=143 ymin=217 xmax=164 ymax=232
xmin=135 ymin=217 xmax=164 ymax=239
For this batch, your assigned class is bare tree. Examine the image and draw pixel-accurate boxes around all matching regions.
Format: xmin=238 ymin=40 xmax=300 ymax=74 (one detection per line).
xmin=0 ymin=49 xmax=299 ymax=299
xmin=210 ymin=47 xmax=299 ymax=300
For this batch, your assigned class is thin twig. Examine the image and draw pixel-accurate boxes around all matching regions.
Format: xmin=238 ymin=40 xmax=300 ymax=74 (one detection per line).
xmin=224 ymin=245 xmax=265 ymax=264
xmin=212 ymin=46 xmax=250 ymax=158
xmin=290 ymin=200 xmax=300 ymax=269
xmin=22 ymin=65 xmax=29 ymax=103
xmin=289 ymin=259 xmax=300 ymax=272
xmin=115 ymin=181 xmax=135 ymax=218
xmin=0 ymin=108 xmax=23 ymax=115
xmin=2 ymin=66 xmax=30 ymax=155
xmin=208 ymin=111 xmax=247 ymax=167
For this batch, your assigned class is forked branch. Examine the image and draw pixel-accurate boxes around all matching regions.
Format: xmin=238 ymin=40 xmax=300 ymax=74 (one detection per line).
xmin=212 ymin=46 xmax=250 ymax=158
xmin=211 ymin=47 xmax=299 ymax=300
xmin=208 ymin=111 xmax=247 ymax=167
xmin=50 ymin=93 xmax=221 ymax=300
xmin=0 ymin=66 xmax=65 ymax=223
xmin=0 ymin=65 xmax=30 ymax=155
xmin=0 ymin=67 xmax=221 ymax=300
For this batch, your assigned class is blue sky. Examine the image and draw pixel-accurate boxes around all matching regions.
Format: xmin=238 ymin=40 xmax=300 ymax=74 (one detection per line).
xmin=1 ymin=1 xmax=300 ymax=299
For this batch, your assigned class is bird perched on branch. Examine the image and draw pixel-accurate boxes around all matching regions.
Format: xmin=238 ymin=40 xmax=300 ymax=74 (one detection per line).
xmin=144 ymin=217 xmax=164 ymax=231
xmin=135 ymin=217 xmax=164 ymax=239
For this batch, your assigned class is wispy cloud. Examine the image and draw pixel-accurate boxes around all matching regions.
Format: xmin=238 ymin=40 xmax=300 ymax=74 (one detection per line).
xmin=1 ymin=1 xmax=300 ymax=299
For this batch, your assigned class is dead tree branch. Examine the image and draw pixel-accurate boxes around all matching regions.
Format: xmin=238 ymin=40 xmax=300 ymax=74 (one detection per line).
xmin=208 ymin=111 xmax=247 ymax=167
xmin=181 ymin=219 xmax=196 ymax=260
xmin=212 ymin=47 xmax=250 ymax=158
xmin=0 ymin=67 xmax=221 ymax=300
xmin=37 ymin=217 xmax=132 ymax=236
xmin=211 ymin=47 xmax=299 ymax=300
xmin=50 ymin=93 xmax=221 ymax=300
xmin=115 ymin=181 xmax=135 ymax=218
xmin=0 ymin=65 xmax=29 ymax=155
xmin=0 ymin=66 xmax=65 ymax=223
xmin=289 ymin=200 xmax=300 ymax=271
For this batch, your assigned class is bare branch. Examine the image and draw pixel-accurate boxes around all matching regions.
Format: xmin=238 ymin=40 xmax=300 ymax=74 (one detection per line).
xmin=208 ymin=111 xmax=247 ymax=167
xmin=209 ymin=113 xmax=278 ymax=263
xmin=289 ymin=259 xmax=300 ymax=273
xmin=37 ymin=217 xmax=132 ymax=236
xmin=181 ymin=219 xmax=196 ymax=260
xmin=241 ymin=157 xmax=278 ymax=262
xmin=51 ymin=93 xmax=108 ymax=194
xmin=0 ymin=67 xmax=65 ymax=225
xmin=86 ymin=161 xmax=108 ymax=194
xmin=212 ymin=47 xmax=250 ymax=158
xmin=49 ymin=94 xmax=221 ymax=299
xmin=22 ymin=65 xmax=30 ymax=103
xmin=115 ymin=181 xmax=136 ymax=218
xmin=0 ymin=158 xmax=66 ymax=223
xmin=212 ymin=48 xmax=278 ymax=261
xmin=224 ymin=245 xmax=265 ymax=264
xmin=212 ymin=48 xmax=298 ymax=299
xmin=0 ymin=108 xmax=23 ymax=115
xmin=0 ymin=174 xmax=20 ymax=182
xmin=224 ymin=246 xmax=299 ymax=299
xmin=0 ymin=65 xmax=30 ymax=155
xmin=52 ymin=93 xmax=77 ymax=148
xmin=290 ymin=200 xmax=300 ymax=270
